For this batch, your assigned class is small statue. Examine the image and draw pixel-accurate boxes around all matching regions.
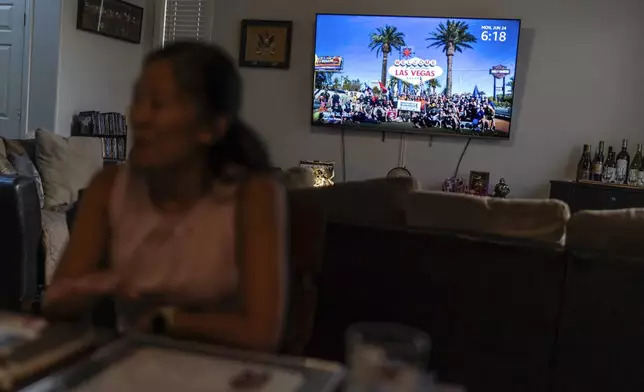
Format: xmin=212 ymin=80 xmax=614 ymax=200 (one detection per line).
xmin=492 ymin=178 xmax=511 ymax=198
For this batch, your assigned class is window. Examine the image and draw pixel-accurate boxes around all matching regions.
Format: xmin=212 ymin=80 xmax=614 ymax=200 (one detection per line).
xmin=162 ymin=0 xmax=212 ymax=46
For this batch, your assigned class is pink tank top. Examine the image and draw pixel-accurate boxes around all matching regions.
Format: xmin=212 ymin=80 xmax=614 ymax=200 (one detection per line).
xmin=108 ymin=166 xmax=239 ymax=304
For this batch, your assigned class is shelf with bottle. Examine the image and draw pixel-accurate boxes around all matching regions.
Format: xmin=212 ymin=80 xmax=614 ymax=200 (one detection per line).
xmin=577 ymin=139 xmax=644 ymax=188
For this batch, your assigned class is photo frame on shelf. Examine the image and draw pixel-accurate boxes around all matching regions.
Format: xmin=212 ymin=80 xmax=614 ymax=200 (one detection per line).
xmin=77 ymin=0 xmax=144 ymax=44
xmin=300 ymin=160 xmax=335 ymax=187
xmin=469 ymin=171 xmax=491 ymax=196
xmin=239 ymin=20 xmax=293 ymax=69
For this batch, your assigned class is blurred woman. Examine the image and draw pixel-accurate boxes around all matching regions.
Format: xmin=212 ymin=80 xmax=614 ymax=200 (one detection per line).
xmin=44 ymin=42 xmax=286 ymax=352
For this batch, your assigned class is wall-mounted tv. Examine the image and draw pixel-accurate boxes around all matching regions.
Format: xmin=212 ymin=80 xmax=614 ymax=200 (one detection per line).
xmin=311 ymin=14 xmax=521 ymax=139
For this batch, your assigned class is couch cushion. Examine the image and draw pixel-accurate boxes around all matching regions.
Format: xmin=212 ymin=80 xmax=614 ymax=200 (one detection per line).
xmin=405 ymin=191 xmax=570 ymax=244
xmin=35 ymin=129 xmax=103 ymax=210
xmin=41 ymin=210 xmax=69 ymax=284
xmin=18 ymin=139 xmax=37 ymax=165
xmin=3 ymin=139 xmax=45 ymax=208
xmin=566 ymin=208 xmax=644 ymax=257
xmin=0 ymin=139 xmax=17 ymax=175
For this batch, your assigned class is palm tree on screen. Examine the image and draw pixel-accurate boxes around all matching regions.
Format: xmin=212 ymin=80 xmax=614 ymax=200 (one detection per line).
xmin=341 ymin=76 xmax=352 ymax=91
xmin=426 ymin=78 xmax=442 ymax=94
xmin=332 ymin=77 xmax=341 ymax=90
xmin=399 ymin=79 xmax=412 ymax=95
xmin=368 ymin=25 xmax=406 ymax=89
xmin=426 ymin=20 xmax=477 ymax=96
xmin=506 ymin=76 xmax=515 ymax=91
xmin=314 ymin=71 xmax=334 ymax=91
xmin=388 ymin=77 xmax=398 ymax=95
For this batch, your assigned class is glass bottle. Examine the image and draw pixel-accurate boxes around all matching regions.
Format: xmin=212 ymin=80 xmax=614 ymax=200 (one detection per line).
xmin=592 ymin=141 xmax=605 ymax=181
xmin=628 ymin=143 xmax=642 ymax=186
xmin=616 ymin=139 xmax=630 ymax=184
xmin=576 ymin=144 xmax=592 ymax=181
xmin=602 ymin=147 xmax=617 ymax=183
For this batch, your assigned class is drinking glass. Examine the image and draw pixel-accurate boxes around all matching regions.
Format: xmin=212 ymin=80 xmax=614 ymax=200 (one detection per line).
xmin=345 ymin=323 xmax=431 ymax=392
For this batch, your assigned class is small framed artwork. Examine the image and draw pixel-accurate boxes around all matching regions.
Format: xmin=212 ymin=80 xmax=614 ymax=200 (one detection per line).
xmin=77 ymin=0 xmax=144 ymax=44
xmin=300 ymin=160 xmax=335 ymax=187
xmin=469 ymin=171 xmax=490 ymax=196
xmin=239 ymin=20 xmax=293 ymax=69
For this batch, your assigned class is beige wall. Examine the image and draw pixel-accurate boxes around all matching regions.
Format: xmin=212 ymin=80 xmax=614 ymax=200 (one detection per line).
xmin=55 ymin=0 xmax=155 ymax=136
xmin=210 ymin=0 xmax=644 ymax=197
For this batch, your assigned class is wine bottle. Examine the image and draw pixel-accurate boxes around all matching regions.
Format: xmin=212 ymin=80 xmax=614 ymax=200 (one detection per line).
xmin=639 ymin=153 xmax=644 ymax=187
xmin=615 ymin=139 xmax=630 ymax=184
xmin=577 ymin=144 xmax=592 ymax=181
xmin=628 ymin=143 xmax=642 ymax=186
xmin=592 ymin=141 xmax=605 ymax=181
xmin=602 ymin=147 xmax=616 ymax=183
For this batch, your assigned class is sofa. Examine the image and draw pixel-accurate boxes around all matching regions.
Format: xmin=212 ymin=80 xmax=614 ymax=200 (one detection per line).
xmin=0 ymin=133 xmax=104 ymax=311
xmin=302 ymin=195 xmax=644 ymax=392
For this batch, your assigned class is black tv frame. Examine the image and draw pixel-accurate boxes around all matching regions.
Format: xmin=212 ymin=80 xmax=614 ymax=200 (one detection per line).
xmin=310 ymin=13 xmax=522 ymax=140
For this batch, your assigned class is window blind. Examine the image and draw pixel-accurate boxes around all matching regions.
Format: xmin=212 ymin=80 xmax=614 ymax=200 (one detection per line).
xmin=163 ymin=0 xmax=211 ymax=45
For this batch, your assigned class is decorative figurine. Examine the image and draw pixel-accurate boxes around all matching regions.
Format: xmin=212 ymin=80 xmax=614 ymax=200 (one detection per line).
xmin=492 ymin=178 xmax=511 ymax=198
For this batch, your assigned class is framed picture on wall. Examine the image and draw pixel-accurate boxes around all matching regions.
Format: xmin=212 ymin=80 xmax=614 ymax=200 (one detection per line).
xmin=239 ymin=20 xmax=293 ymax=69
xmin=77 ymin=0 xmax=144 ymax=44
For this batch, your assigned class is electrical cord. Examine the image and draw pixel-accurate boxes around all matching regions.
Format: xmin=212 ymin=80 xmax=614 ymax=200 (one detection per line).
xmin=341 ymin=127 xmax=347 ymax=182
xmin=397 ymin=133 xmax=405 ymax=167
xmin=453 ymin=138 xmax=472 ymax=178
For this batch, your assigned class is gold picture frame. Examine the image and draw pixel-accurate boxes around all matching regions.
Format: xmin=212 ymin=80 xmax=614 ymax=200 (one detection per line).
xmin=239 ymin=20 xmax=293 ymax=69
xmin=300 ymin=160 xmax=335 ymax=187
xmin=469 ymin=170 xmax=490 ymax=196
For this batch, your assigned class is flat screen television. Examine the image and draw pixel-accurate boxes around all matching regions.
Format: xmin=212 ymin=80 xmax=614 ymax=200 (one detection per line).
xmin=311 ymin=14 xmax=521 ymax=139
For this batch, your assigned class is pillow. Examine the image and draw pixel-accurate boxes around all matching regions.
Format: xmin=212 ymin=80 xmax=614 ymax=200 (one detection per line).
xmin=41 ymin=210 xmax=70 ymax=285
xmin=35 ymin=129 xmax=103 ymax=210
xmin=0 ymin=139 xmax=17 ymax=175
xmin=3 ymin=139 xmax=45 ymax=208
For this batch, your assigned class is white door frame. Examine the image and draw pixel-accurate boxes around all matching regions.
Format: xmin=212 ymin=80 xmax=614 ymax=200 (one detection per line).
xmin=20 ymin=0 xmax=62 ymax=138
xmin=19 ymin=0 xmax=33 ymax=138
xmin=152 ymin=0 xmax=164 ymax=48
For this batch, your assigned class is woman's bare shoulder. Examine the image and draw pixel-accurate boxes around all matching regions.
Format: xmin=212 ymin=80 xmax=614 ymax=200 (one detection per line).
xmin=83 ymin=165 xmax=121 ymax=205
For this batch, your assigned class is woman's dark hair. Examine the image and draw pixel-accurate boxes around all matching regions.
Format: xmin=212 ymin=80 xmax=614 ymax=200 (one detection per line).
xmin=144 ymin=41 xmax=272 ymax=179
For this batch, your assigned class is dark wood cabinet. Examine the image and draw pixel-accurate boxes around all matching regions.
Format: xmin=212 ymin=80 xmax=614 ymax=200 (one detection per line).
xmin=549 ymin=180 xmax=644 ymax=213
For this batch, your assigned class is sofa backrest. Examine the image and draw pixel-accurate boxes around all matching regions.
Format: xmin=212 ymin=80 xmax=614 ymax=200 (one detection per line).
xmin=552 ymin=248 xmax=644 ymax=392
xmin=16 ymin=139 xmax=36 ymax=166
xmin=306 ymin=222 xmax=566 ymax=392
xmin=0 ymin=175 xmax=42 ymax=310
xmin=405 ymin=190 xmax=570 ymax=244
xmin=289 ymin=177 xmax=419 ymax=227
xmin=566 ymin=208 xmax=644 ymax=258
xmin=552 ymin=208 xmax=644 ymax=392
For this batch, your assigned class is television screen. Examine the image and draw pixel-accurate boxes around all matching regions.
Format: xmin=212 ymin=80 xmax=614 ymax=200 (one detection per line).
xmin=311 ymin=14 xmax=521 ymax=139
